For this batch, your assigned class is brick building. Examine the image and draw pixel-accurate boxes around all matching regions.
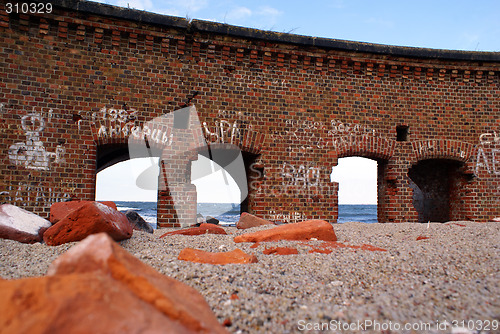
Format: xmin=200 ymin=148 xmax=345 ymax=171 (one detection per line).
xmin=0 ymin=0 xmax=499 ymax=227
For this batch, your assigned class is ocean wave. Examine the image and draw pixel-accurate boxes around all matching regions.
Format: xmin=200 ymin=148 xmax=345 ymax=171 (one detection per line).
xmin=117 ymin=207 xmax=142 ymax=212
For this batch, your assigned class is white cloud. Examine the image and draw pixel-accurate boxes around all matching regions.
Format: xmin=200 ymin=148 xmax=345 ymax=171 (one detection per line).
xmin=257 ymin=5 xmax=282 ymax=17
xmin=226 ymin=6 xmax=252 ymax=21
xmin=222 ymin=5 xmax=282 ymax=30
xmin=159 ymin=0 xmax=209 ymax=17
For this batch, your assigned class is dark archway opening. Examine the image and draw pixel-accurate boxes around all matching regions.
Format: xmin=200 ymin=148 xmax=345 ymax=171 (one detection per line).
xmin=96 ymin=143 xmax=163 ymax=173
xmin=408 ymin=159 xmax=466 ymax=223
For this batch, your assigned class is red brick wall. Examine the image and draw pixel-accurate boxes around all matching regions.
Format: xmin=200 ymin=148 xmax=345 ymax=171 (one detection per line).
xmin=0 ymin=1 xmax=498 ymax=226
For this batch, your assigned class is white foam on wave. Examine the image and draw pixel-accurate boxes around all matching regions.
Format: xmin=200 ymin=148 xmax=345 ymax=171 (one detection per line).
xmin=117 ymin=207 xmax=141 ymax=212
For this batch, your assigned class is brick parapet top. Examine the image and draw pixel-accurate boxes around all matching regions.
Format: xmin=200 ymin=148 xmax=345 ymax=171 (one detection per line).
xmin=39 ymin=0 xmax=500 ymax=64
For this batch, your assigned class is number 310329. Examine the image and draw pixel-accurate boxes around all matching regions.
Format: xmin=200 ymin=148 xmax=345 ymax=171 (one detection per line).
xmin=6 ymin=3 xmax=53 ymax=14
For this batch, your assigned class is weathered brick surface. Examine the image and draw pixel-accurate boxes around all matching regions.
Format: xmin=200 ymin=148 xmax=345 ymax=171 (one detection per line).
xmin=0 ymin=1 xmax=498 ymax=226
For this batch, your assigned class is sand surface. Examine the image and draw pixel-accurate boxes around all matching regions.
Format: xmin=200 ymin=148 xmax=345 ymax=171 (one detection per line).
xmin=1 ymin=221 xmax=499 ymax=333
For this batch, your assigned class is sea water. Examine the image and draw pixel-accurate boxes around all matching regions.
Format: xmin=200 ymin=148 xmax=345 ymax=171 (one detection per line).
xmin=114 ymin=201 xmax=378 ymax=228
xmin=114 ymin=201 xmax=242 ymax=228
xmin=337 ymin=204 xmax=377 ymax=223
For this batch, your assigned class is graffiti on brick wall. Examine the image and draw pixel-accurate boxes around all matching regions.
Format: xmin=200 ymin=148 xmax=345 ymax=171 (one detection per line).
xmin=278 ymin=120 xmax=328 ymax=155
xmin=269 ymin=118 xmax=379 ymax=199
xmin=475 ymin=147 xmax=499 ymax=175
xmin=130 ymin=121 xmax=174 ymax=147
xmin=92 ymin=107 xmax=138 ymax=138
xmin=203 ymin=119 xmax=242 ymax=144
xmin=328 ymin=120 xmax=377 ymax=149
xmin=8 ymin=110 xmax=65 ymax=170
xmin=272 ymin=118 xmax=382 ymax=155
xmin=247 ymin=162 xmax=263 ymax=193
xmin=93 ymin=107 xmax=175 ymax=146
xmin=269 ymin=210 xmax=307 ymax=224
xmin=329 ymin=120 xmax=376 ymax=136
xmin=249 ymin=162 xmax=331 ymax=199
xmin=281 ymin=162 xmax=321 ymax=189
xmin=479 ymin=130 xmax=500 ymax=145
xmin=475 ymin=129 xmax=500 ymax=204
xmin=0 ymin=177 xmax=74 ymax=207
xmin=415 ymin=140 xmax=467 ymax=159
xmin=415 ymin=141 xmax=436 ymax=156
xmin=202 ymin=110 xmax=251 ymax=144
xmin=475 ymin=129 xmax=500 ymax=175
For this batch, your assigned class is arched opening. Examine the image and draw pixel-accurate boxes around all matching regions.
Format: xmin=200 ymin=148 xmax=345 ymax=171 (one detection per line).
xmin=408 ymin=159 xmax=468 ymax=223
xmin=331 ymin=156 xmax=378 ymax=223
xmin=95 ymin=143 xmax=161 ymax=228
xmin=95 ymin=157 xmax=159 ymax=227
xmin=191 ymin=145 xmax=260 ymax=225
xmin=95 ymin=141 xmax=261 ymax=227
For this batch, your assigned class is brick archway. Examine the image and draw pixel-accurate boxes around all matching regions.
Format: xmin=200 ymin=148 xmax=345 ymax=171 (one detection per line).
xmin=329 ymin=135 xmax=395 ymax=223
xmin=407 ymin=139 xmax=477 ymax=222
xmin=156 ymin=122 xmax=267 ymax=227
xmin=408 ymin=159 xmax=471 ymax=222
xmin=410 ymin=139 xmax=475 ymax=164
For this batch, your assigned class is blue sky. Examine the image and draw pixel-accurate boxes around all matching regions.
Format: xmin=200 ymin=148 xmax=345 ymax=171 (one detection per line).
xmin=94 ymin=0 xmax=499 ymax=204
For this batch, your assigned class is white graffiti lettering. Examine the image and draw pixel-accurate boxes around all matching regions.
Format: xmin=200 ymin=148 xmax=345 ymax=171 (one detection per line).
xmin=0 ymin=181 xmax=73 ymax=208
xmin=475 ymin=129 xmax=500 ymax=176
xmin=269 ymin=210 xmax=307 ymax=224
xmin=328 ymin=120 xmax=378 ymax=150
xmin=8 ymin=110 xmax=65 ymax=170
xmin=203 ymin=120 xmax=242 ymax=144
xmin=328 ymin=120 xmax=376 ymax=137
xmin=281 ymin=162 xmax=321 ymax=188
xmin=479 ymin=131 xmax=500 ymax=145
xmin=248 ymin=162 xmax=264 ymax=193
xmin=92 ymin=107 xmax=138 ymax=138
xmin=475 ymin=147 xmax=500 ymax=175
xmin=131 ymin=124 xmax=173 ymax=146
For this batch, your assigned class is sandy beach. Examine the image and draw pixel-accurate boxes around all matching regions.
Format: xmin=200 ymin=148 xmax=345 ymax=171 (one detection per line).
xmin=1 ymin=221 xmax=499 ymax=333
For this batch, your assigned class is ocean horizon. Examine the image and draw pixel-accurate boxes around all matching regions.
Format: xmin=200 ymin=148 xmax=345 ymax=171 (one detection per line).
xmin=113 ymin=201 xmax=378 ymax=228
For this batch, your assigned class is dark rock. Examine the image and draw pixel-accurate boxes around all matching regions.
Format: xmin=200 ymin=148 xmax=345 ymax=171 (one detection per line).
xmin=125 ymin=210 xmax=154 ymax=234
xmin=206 ymin=216 xmax=219 ymax=225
